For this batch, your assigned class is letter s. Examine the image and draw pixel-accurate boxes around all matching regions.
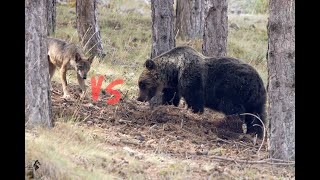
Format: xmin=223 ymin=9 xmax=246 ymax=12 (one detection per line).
xmin=106 ymin=79 xmax=124 ymax=105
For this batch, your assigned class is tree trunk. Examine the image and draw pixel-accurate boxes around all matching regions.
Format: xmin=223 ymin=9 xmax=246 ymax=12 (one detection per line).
xmin=267 ymin=0 xmax=295 ymax=161
xmin=175 ymin=0 xmax=191 ymax=40
xmin=25 ymin=0 xmax=53 ymax=128
xmin=76 ymin=0 xmax=105 ymax=59
xmin=47 ymin=0 xmax=56 ymax=35
xmin=151 ymin=0 xmax=175 ymax=58
xmin=191 ymin=0 xmax=205 ymax=39
xmin=202 ymin=0 xmax=228 ymax=57
xmin=175 ymin=0 xmax=204 ymax=40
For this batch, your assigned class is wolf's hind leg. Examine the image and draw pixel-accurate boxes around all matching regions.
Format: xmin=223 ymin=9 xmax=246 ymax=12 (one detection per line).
xmin=48 ymin=56 xmax=56 ymax=91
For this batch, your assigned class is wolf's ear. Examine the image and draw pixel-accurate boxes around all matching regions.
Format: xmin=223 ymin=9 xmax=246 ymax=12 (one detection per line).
xmin=145 ymin=59 xmax=155 ymax=70
xmin=88 ymin=55 xmax=95 ymax=64
xmin=75 ymin=53 xmax=81 ymax=62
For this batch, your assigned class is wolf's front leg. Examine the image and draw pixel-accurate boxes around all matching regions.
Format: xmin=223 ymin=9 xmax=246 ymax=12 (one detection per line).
xmin=60 ymin=67 xmax=71 ymax=99
xmin=77 ymin=74 xmax=87 ymax=99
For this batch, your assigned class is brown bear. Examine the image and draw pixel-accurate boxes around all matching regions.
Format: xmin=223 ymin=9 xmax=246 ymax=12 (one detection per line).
xmin=137 ymin=46 xmax=267 ymax=137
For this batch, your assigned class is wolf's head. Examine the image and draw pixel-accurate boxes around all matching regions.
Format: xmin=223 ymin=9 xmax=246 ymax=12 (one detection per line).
xmin=74 ymin=53 xmax=95 ymax=79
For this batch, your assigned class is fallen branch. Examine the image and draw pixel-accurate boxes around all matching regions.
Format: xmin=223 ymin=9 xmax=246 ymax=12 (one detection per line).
xmin=118 ymin=119 xmax=132 ymax=123
xmin=240 ymin=113 xmax=266 ymax=154
xmin=210 ymin=155 xmax=295 ymax=165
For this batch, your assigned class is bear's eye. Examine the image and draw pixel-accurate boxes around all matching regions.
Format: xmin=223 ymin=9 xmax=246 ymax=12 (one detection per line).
xmin=139 ymin=81 xmax=146 ymax=89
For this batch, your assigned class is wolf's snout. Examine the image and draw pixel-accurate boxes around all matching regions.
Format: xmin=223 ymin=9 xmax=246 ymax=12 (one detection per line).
xmin=83 ymin=75 xmax=87 ymax=79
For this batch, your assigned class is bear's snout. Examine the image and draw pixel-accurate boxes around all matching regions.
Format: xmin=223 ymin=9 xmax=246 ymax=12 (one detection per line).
xmin=137 ymin=96 xmax=144 ymax=102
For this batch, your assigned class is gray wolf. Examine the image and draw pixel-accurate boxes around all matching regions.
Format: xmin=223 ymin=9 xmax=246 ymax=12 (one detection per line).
xmin=47 ymin=38 xmax=94 ymax=99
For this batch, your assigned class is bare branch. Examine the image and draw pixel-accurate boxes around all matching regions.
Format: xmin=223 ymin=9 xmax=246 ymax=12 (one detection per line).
xmin=240 ymin=113 xmax=266 ymax=154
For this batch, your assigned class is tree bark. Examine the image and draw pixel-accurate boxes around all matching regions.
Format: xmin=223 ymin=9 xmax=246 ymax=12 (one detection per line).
xmin=267 ymin=0 xmax=295 ymax=161
xmin=202 ymin=0 xmax=228 ymax=57
xmin=47 ymin=0 xmax=56 ymax=35
xmin=175 ymin=0 xmax=204 ymax=40
xmin=191 ymin=0 xmax=205 ymax=39
xmin=175 ymin=0 xmax=191 ymax=40
xmin=76 ymin=0 xmax=106 ymax=59
xmin=25 ymin=0 xmax=53 ymax=128
xmin=151 ymin=0 xmax=175 ymax=58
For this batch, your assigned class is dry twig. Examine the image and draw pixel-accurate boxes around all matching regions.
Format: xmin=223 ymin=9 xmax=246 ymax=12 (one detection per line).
xmin=210 ymin=155 xmax=295 ymax=165
xmin=240 ymin=113 xmax=266 ymax=154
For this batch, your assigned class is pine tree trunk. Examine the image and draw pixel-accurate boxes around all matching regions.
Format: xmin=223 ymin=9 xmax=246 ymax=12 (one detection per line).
xmin=47 ymin=0 xmax=56 ymax=35
xmin=202 ymin=0 xmax=228 ymax=57
xmin=175 ymin=0 xmax=204 ymax=40
xmin=76 ymin=0 xmax=105 ymax=59
xmin=191 ymin=0 xmax=205 ymax=39
xmin=175 ymin=0 xmax=191 ymax=40
xmin=151 ymin=0 xmax=175 ymax=58
xmin=25 ymin=0 xmax=53 ymax=128
xmin=267 ymin=0 xmax=295 ymax=161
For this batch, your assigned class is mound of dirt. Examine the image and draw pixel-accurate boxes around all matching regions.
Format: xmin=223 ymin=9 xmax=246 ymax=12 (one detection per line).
xmin=51 ymin=81 xmax=267 ymax=160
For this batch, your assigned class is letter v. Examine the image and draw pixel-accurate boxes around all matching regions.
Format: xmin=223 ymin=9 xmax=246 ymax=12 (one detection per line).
xmin=91 ymin=75 xmax=104 ymax=102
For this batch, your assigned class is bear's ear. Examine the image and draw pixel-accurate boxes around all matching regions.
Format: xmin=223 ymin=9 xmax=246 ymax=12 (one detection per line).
xmin=88 ymin=55 xmax=95 ymax=64
xmin=145 ymin=59 xmax=155 ymax=70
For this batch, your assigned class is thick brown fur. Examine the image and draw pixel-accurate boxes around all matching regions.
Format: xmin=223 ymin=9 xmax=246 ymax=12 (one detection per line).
xmin=47 ymin=38 xmax=94 ymax=99
xmin=137 ymin=46 xmax=267 ymax=137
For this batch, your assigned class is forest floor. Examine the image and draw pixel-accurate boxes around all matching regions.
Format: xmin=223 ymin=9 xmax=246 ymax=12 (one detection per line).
xmin=25 ymin=1 xmax=295 ymax=179
xmin=26 ymin=82 xmax=295 ymax=179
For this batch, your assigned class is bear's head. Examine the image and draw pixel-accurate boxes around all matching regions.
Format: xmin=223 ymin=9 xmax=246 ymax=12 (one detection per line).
xmin=137 ymin=59 xmax=164 ymax=102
